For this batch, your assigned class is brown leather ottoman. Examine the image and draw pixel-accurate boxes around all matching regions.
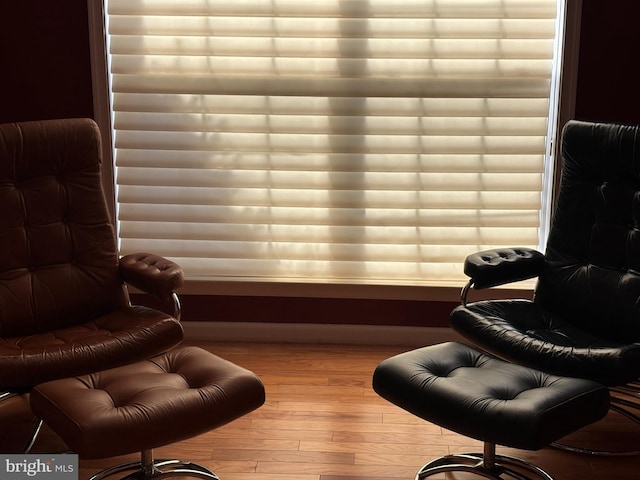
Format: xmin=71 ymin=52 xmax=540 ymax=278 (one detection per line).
xmin=30 ymin=346 xmax=265 ymax=480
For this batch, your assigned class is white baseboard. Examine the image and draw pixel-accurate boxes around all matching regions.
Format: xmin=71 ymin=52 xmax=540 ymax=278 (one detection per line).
xmin=182 ymin=321 xmax=464 ymax=347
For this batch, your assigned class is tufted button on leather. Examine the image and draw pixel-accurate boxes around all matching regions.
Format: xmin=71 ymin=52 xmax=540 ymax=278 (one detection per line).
xmin=373 ymin=342 xmax=610 ymax=452
xmin=30 ymin=346 xmax=266 ymax=460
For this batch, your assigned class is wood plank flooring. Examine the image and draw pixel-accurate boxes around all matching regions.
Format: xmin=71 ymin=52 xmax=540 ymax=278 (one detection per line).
xmin=3 ymin=341 xmax=640 ymax=479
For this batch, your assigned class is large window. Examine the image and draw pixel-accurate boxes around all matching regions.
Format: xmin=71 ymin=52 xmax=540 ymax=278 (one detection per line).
xmin=94 ymin=0 xmax=571 ymax=294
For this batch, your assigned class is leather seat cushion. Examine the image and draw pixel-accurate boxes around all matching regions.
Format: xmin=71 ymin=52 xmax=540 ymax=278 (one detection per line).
xmin=0 ymin=306 xmax=183 ymax=389
xmin=450 ymin=299 xmax=640 ymax=386
xmin=30 ymin=346 xmax=266 ymax=459
xmin=373 ymin=342 xmax=610 ymax=451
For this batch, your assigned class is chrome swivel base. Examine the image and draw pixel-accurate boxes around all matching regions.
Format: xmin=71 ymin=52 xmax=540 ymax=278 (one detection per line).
xmin=88 ymin=450 xmax=219 ymax=480
xmin=551 ymin=382 xmax=640 ymax=456
xmin=0 ymin=391 xmax=44 ymax=454
xmin=416 ymin=443 xmax=553 ymax=480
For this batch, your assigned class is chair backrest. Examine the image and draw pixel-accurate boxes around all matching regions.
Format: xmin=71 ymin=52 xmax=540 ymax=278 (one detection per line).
xmin=0 ymin=118 xmax=125 ymax=337
xmin=534 ymin=120 xmax=640 ymax=342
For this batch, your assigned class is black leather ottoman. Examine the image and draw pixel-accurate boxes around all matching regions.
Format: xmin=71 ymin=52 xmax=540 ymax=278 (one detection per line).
xmin=373 ymin=342 xmax=610 ymax=480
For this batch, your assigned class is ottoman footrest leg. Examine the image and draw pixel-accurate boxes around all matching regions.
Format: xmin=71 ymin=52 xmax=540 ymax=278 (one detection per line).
xmin=415 ymin=442 xmax=554 ymax=480
xmin=22 ymin=418 xmax=44 ymax=454
xmin=88 ymin=449 xmax=220 ymax=480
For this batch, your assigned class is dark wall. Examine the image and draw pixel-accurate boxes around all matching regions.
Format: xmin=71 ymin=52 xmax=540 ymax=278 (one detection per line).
xmin=0 ymin=1 xmax=93 ymax=123
xmin=1 ymin=2 xmax=637 ymax=327
xmin=137 ymin=293 xmax=457 ymax=328
xmin=574 ymin=1 xmax=640 ymax=123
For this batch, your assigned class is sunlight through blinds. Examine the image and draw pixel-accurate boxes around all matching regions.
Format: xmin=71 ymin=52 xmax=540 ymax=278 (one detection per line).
xmin=107 ymin=0 xmax=559 ymax=286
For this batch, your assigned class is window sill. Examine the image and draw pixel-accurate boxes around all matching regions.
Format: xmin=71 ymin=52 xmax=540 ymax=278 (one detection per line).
xmin=175 ymin=277 xmax=535 ymax=302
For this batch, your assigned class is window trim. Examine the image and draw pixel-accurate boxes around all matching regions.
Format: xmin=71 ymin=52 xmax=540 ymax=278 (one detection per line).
xmin=88 ymin=0 xmax=116 ymax=223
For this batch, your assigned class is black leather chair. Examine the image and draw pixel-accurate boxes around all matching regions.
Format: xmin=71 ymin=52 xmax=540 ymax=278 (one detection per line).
xmin=450 ymin=119 xmax=640 ymax=453
xmin=0 ymin=118 xmax=185 ymax=452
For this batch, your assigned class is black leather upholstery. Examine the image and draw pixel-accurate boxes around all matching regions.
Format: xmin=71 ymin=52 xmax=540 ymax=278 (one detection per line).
xmin=373 ymin=342 xmax=610 ymax=451
xmin=450 ymin=120 xmax=640 ymax=387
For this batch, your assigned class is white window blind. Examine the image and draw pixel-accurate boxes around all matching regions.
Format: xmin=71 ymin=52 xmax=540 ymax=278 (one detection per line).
xmin=106 ymin=0 xmax=560 ymax=287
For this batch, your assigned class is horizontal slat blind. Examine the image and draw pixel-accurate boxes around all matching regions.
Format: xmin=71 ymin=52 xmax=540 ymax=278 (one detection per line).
xmin=107 ymin=0 xmax=558 ymax=286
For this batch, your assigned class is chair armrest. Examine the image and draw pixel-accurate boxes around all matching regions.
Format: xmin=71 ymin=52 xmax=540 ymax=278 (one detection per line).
xmin=119 ymin=253 xmax=184 ymax=301
xmin=464 ymin=247 xmax=545 ymax=289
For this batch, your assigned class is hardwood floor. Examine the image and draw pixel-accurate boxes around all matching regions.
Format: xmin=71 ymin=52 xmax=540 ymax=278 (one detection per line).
xmin=3 ymin=341 xmax=640 ymax=479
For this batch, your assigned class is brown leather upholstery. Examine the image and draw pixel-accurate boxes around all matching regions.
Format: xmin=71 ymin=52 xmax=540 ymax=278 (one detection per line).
xmin=30 ymin=346 xmax=266 ymax=459
xmin=0 ymin=118 xmax=184 ymax=389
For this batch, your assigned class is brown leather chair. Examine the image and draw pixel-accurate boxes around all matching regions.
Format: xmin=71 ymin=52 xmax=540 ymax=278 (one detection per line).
xmin=0 ymin=118 xmax=184 ymax=450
